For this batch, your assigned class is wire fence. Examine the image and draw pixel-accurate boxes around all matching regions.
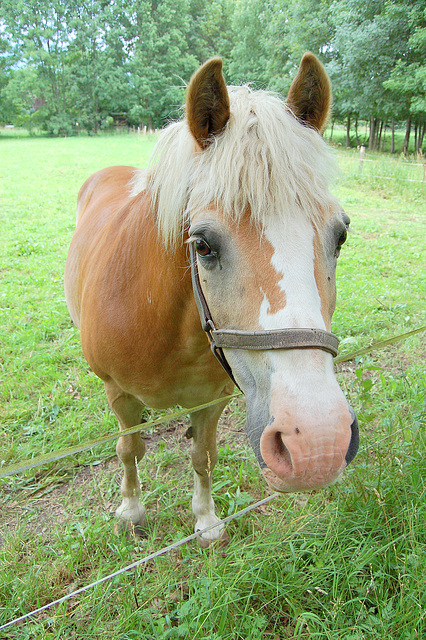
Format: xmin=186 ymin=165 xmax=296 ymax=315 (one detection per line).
xmin=2 ymin=326 xmax=425 ymax=481
xmin=357 ymin=145 xmax=425 ymax=184
xmin=1 ymin=326 xmax=425 ymax=632
xmin=0 ymin=493 xmax=279 ymax=632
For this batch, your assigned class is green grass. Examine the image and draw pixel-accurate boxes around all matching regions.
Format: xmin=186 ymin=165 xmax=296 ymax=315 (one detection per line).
xmin=0 ymin=134 xmax=425 ymax=639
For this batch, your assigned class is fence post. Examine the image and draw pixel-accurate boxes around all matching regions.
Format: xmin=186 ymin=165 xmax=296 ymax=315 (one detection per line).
xmin=360 ymin=145 xmax=366 ymax=171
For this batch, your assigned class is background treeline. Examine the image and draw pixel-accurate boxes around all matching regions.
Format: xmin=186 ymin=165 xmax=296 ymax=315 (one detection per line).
xmin=0 ymin=0 xmax=425 ymax=151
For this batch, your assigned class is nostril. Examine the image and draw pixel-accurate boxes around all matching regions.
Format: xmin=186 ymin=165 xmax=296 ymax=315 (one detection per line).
xmin=345 ymin=410 xmax=359 ymax=465
xmin=273 ymin=432 xmax=293 ymax=475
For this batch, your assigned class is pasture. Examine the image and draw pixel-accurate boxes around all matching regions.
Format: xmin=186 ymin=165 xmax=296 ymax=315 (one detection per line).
xmin=0 ymin=131 xmax=425 ymax=639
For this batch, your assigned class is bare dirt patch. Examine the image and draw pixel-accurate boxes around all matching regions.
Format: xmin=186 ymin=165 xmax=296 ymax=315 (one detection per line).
xmin=1 ymin=397 xmax=248 ymax=547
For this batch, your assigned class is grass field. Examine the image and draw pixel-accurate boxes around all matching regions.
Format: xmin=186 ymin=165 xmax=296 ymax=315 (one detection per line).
xmin=0 ymin=131 xmax=425 ymax=639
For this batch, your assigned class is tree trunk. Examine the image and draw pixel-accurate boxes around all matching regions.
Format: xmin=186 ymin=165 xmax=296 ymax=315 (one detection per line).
xmin=346 ymin=115 xmax=351 ymax=147
xmin=368 ymin=117 xmax=377 ymax=150
xmin=414 ymin=122 xmax=418 ymax=153
xmin=377 ymin=120 xmax=384 ymax=149
xmin=329 ymin=119 xmax=335 ymax=142
xmin=391 ymin=119 xmax=395 ymax=154
xmin=419 ymin=122 xmax=425 ymax=150
xmin=381 ymin=122 xmax=386 ymax=151
xmin=403 ymin=117 xmax=411 ymax=154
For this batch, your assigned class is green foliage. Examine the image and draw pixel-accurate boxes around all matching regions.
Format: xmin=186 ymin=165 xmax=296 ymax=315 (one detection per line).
xmin=0 ymin=0 xmax=424 ymax=142
xmin=327 ymin=0 xmax=420 ymax=120
xmin=129 ymin=0 xmax=199 ymax=128
xmin=227 ymin=0 xmax=273 ymax=87
xmin=189 ymin=0 xmax=235 ymax=68
xmin=384 ymin=2 xmax=426 ymax=118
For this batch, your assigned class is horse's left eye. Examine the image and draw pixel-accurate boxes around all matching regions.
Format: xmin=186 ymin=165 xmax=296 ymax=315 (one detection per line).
xmin=334 ymin=224 xmax=348 ymax=258
xmin=194 ymin=239 xmax=212 ymax=257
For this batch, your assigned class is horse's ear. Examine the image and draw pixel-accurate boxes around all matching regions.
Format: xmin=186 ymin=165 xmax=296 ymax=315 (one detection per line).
xmin=286 ymin=53 xmax=331 ymax=133
xmin=186 ymin=58 xmax=230 ymax=150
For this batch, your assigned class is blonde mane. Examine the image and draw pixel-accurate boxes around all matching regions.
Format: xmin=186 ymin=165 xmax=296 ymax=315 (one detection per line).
xmin=132 ymin=86 xmax=338 ymax=247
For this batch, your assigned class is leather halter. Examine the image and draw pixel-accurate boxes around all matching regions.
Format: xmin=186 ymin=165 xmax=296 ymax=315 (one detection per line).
xmin=189 ymin=242 xmax=339 ymax=388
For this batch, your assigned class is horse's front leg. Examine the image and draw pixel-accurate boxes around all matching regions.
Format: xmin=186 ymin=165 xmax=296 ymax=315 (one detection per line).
xmin=105 ymin=381 xmax=147 ymax=528
xmin=189 ymin=394 xmax=231 ymax=547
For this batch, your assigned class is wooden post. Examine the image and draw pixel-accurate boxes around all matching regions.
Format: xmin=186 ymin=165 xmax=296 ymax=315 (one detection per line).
xmin=360 ymin=145 xmax=366 ymax=171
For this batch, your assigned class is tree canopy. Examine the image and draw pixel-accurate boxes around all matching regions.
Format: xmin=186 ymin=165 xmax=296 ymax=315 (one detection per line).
xmin=0 ymin=0 xmax=424 ymax=150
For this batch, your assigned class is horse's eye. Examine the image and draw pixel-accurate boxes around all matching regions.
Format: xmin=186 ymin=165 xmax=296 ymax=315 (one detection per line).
xmin=334 ymin=225 xmax=348 ymax=258
xmin=194 ymin=239 xmax=212 ymax=257
xmin=337 ymin=227 xmax=347 ymax=247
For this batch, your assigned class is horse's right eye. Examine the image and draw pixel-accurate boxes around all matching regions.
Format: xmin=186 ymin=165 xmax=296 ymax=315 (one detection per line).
xmin=337 ymin=227 xmax=347 ymax=247
xmin=194 ymin=239 xmax=212 ymax=257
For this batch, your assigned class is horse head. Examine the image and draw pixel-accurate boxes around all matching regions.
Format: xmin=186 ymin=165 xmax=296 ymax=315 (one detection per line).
xmin=182 ymin=55 xmax=359 ymax=493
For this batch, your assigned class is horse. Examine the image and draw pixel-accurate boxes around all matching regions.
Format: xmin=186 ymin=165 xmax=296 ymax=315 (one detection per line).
xmin=64 ymin=53 xmax=359 ymax=546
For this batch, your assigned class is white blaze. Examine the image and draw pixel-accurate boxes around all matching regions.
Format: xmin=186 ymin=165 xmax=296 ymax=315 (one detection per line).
xmin=258 ymin=213 xmax=338 ymax=402
xmin=259 ymin=213 xmax=325 ymax=331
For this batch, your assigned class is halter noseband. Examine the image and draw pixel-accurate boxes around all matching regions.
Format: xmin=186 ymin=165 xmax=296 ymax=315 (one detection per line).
xmin=189 ymin=242 xmax=339 ymax=389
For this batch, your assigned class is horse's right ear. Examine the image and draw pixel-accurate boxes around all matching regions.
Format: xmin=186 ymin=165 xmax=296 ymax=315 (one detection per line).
xmin=186 ymin=58 xmax=230 ymax=150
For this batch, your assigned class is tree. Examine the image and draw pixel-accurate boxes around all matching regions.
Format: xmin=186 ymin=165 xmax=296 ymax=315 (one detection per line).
xmin=0 ymin=0 xmax=134 ymax=133
xmin=188 ymin=0 xmax=235 ymax=71
xmin=66 ymin=0 xmax=133 ymax=133
xmin=265 ymin=0 xmax=334 ymax=94
xmin=327 ymin=0 xmax=422 ymax=150
xmin=0 ymin=0 xmax=423 ymax=147
xmin=228 ymin=0 xmax=273 ymax=88
xmin=0 ymin=0 xmax=75 ymax=130
xmin=0 ymin=32 xmax=16 ymax=125
xmin=128 ymin=0 xmax=198 ymax=129
xmin=384 ymin=1 xmax=426 ymax=152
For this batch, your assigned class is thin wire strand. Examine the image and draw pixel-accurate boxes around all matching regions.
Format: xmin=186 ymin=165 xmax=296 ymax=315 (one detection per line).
xmin=0 ymin=493 xmax=279 ymax=632
xmin=1 ymin=419 xmax=417 ymax=632
xmin=2 ymin=328 xmax=424 ymax=629
xmin=2 ymin=326 xmax=424 ymax=479
xmin=2 ymin=324 xmax=424 ymax=481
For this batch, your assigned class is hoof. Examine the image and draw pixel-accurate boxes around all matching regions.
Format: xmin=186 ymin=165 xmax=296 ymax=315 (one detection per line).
xmin=114 ymin=518 xmax=148 ymax=541
xmin=198 ymin=528 xmax=230 ymax=549
xmin=115 ymin=497 xmax=146 ymax=525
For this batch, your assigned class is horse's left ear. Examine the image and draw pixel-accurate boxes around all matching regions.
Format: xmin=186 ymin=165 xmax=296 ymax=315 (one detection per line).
xmin=186 ymin=58 xmax=230 ymax=150
xmin=286 ymin=53 xmax=331 ymax=133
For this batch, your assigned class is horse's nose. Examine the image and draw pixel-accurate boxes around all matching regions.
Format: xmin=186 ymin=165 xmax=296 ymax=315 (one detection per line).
xmin=345 ymin=408 xmax=359 ymax=465
xmin=259 ymin=404 xmax=357 ymax=493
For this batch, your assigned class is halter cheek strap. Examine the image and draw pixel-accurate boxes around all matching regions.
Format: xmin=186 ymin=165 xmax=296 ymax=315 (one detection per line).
xmin=189 ymin=242 xmax=339 ymax=388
